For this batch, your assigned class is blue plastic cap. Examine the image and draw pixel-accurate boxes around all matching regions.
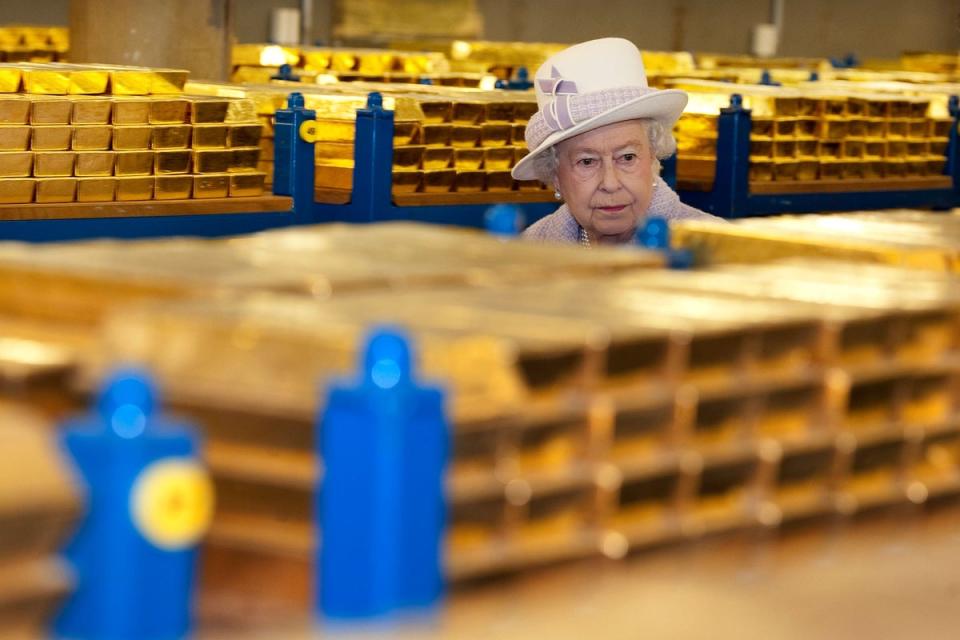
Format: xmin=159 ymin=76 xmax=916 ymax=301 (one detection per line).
xmin=949 ymin=95 xmax=959 ymax=117
xmin=287 ymin=92 xmax=305 ymax=109
xmin=494 ymin=79 xmax=506 ymax=89
xmin=363 ymin=328 xmax=412 ymax=391
xmin=484 ymin=204 xmax=523 ymax=236
xmin=636 ymin=216 xmax=670 ymax=250
xmin=96 ymin=369 xmax=157 ymax=439
xmin=367 ymin=92 xmax=384 ymax=109
xmin=419 ymin=77 xmax=433 ymax=85
xmin=760 ymin=70 xmax=772 ymax=85
xmin=809 ymin=71 xmax=820 ymax=82
xmin=279 ymin=63 xmax=292 ymax=77
xmin=516 ymin=67 xmax=529 ymax=81
xmin=729 ymin=93 xmax=743 ymax=108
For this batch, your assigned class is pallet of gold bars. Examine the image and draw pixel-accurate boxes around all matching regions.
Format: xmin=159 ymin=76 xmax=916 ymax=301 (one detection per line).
xmin=0 ymin=25 xmax=68 ymax=63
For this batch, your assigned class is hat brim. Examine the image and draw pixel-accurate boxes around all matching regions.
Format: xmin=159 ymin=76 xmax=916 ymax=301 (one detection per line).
xmin=511 ymin=89 xmax=688 ymax=182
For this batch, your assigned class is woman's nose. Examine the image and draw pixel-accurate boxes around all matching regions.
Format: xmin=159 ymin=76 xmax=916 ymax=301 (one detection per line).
xmin=599 ymin=160 xmax=622 ymax=192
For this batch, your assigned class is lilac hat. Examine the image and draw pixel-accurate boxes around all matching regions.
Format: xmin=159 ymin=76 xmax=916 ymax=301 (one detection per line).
xmin=511 ymin=37 xmax=688 ymax=182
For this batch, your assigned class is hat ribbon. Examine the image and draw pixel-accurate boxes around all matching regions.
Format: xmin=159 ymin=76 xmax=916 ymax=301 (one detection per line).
xmin=537 ymin=66 xmax=578 ymax=132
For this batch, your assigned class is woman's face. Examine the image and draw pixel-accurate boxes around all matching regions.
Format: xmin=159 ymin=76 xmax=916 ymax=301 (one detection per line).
xmin=554 ymin=119 xmax=656 ymax=244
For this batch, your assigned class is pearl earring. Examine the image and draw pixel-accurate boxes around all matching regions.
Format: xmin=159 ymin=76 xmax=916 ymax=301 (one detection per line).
xmin=554 ymin=190 xmax=562 ymax=200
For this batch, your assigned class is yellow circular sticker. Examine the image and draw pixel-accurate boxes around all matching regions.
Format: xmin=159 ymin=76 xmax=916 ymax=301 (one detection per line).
xmin=299 ymin=120 xmax=319 ymax=143
xmin=130 ymin=458 xmax=214 ymax=551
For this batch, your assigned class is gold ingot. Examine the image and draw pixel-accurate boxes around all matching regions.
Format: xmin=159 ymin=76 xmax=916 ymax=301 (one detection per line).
xmin=451 ymin=102 xmax=484 ymax=124
xmin=451 ymin=125 xmax=481 ymax=148
xmin=31 ymin=125 xmax=71 ymax=151
xmin=192 ymin=149 xmax=231 ymax=173
xmin=843 ymin=140 xmax=865 ymax=159
xmin=155 ymin=175 xmax=192 ymax=199
xmin=394 ymin=122 xmax=419 ymax=145
xmin=392 ymin=146 xmax=423 ymax=171
xmin=71 ymin=97 xmax=112 ymax=125
xmin=34 ymin=151 xmax=75 ymax=177
xmin=112 ymin=99 xmax=150 ymax=125
xmin=189 ymin=98 xmax=229 ymax=124
xmin=155 ymin=150 xmax=191 ymax=174
xmin=512 ymin=123 xmax=526 ymax=145
xmin=864 ymin=161 xmax=885 ymax=179
xmin=423 ymin=169 xmax=455 ymax=193
xmin=930 ymin=119 xmax=952 ymax=138
xmin=513 ymin=101 xmax=538 ymax=122
xmin=420 ymin=100 xmax=453 ymax=123
xmin=887 ymin=120 xmax=908 ymax=139
xmin=0 ymin=97 xmax=30 ymax=124
xmin=192 ymin=125 xmax=228 ymax=149
xmin=486 ymin=102 xmax=514 ymax=123
xmin=486 ymin=170 xmax=514 ymax=191
xmin=796 ymin=139 xmax=817 ymax=157
xmin=773 ymin=159 xmax=799 ymax=181
xmin=31 ymin=98 xmax=71 ymax=124
xmin=113 ymin=126 xmax=153 ymax=150
xmin=152 ymin=125 xmax=191 ymax=149
xmin=149 ymin=99 xmax=189 ymax=124
xmin=68 ymin=69 xmax=109 ymax=95
xmin=229 ymin=172 xmax=265 ymax=197
xmin=749 ymin=159 xmax=774 ymax=182
xmin=225 ymin=98 xmax=257 ymax=124
xmin=229 ymin=148 xmax=259 ymax=172
xmin=116 ymin=176 xmax=153 ymax=201
xmin=455 ymin=170 xmax=485 ymax=192
xmin=0 ymin=68 xmax=22 ymax=93
xmin=193 ymin=173 xmax=229 ymax=198
xmin=849 ymin=120 xmax=867 ymax=137
xmin=797 ymin=160 xmax=818 ymax=181
xmin=76 ymin=177 xmax=116 ymax=202
xmin=0 ymin=151 xmax=32 ymax=177
xmin=22 ymin=69 xmax=69 ymax=94
xmin=483 ymin=147 xmax=514 ymax=171
xmin=150 ymin=69 xmax=189 ymax=94
xmin=115 ymin=151 xmax=154 ymax=176
xmin=818 ymin=140 xmax=841 ymax=159
xmin=421 ymin=124 xmax=451 ymax=147
xmin=774 ymin=118 xmax=796 ymax=137
xmin=0 ymin=125 xmax=29 ymax=151
xmin=888 ymin=140 xmax=908 ymax=158
xmin=227 ymin=124 xmax=261 ymax=148
xmin=453 ymin=148 xmax=483 ymax=170
xmin=515 ymin=147 xmax=529 ymax=164
xmin=72 ymin=125 xmax=112 ymax=151
xmin=75 ymin=152 xmax=114 ymax=177
xmin=392 ymin=170 xmax=420 ymax=193
xmin=35 ymin=177 xmax=76 ymax=203
xmin=819 ymin=119 xmax=847 ymax=140
xmin=0 ymin=178 xmax=34 ymax=203
xmin=110 ymin=70 xmax=152 ymax=96
xmin=315 ymin=164 xmax=352 ymax=190
xmin=481 ymin=123 xmax=512 ymax=147
xmin=422 ymin=147 xmax=452 ymax=170
xmin=313 ymin=142 xmax=354 ymax=165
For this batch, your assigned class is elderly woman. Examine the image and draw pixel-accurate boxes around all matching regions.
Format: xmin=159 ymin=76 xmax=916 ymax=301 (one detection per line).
xmin=511 ymin=38 xmax=719 ymax=245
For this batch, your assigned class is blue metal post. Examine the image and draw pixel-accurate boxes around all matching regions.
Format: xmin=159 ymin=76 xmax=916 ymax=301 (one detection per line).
xmin=317 ymin=327 xmax=448 ymax=620
xmin=273 ymin=92 xmax=318 ymax=218
xmin=351 ymin=92 xmax=397 ymax=222
xmin=54 ymin=370 xmax=213 ymax=640
xmin=712 ymin=94 xmax=752 ymax=218
xmin=484 ymin=203 xmax=524 ymax=236
xmin=635 ymin=216 xmax=693 ymax=269
xmin=660 ymin=154 xmax=677 ymax=190
xmin=947 ymin=95 xmax=960 ymax=192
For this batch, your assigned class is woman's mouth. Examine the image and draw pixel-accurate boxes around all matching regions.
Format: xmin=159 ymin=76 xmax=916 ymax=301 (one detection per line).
xmin=596 ymin=205 xmax=627 ymax=214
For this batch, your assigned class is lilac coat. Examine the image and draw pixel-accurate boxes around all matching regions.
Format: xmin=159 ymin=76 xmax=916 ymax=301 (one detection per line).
xmin=522 ymin=176 xmax=721 ymax=243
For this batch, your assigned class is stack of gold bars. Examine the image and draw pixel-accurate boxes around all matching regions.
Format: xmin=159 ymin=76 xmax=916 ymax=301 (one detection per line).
xmin=0 ymin=62 xmax=267 ymax=204
xmin=2 ymin=216 xmax=960 ymax=619
xmin=186 ymin=79 xmax=545 ymax=202
xmin=669 ymin=79 xmax=952 ymax=187
xmin=0 ymin=25 xmax=68 ymax=63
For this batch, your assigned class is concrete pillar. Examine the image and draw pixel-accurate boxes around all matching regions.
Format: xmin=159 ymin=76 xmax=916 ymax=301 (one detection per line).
xmin=69 ymin=0 xmax=233 ymax=81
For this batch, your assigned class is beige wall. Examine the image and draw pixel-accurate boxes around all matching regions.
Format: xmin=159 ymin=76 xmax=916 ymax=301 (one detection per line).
xmin=1 ymin=0 xmax=958 ymax=59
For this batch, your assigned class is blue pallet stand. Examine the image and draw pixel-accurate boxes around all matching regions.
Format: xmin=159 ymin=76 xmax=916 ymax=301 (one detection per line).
xmin=679 ymin=93 xmax=960 ymax=218
xmin=54 ymin=369 xmax=212 ymax=640
xmin=317 ymin=327 xmax=449 ymax=621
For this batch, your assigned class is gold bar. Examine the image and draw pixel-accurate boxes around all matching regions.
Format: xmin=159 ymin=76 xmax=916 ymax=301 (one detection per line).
xmin=866 ymin=119 xmax=885 ymax=137
xmin=511 ymin=123 xmax=526 ymax=145
xmin=229 ymin=172 xmax=265 ymax=197
xmin=0 ymin=96 xmax=30 ymax=124
xmin=109 ymin=70 xmax=152 ymax=96
xmin=150 ymin=69 xmax=189 ymax=94
xmin=71 ymin=97 xmax=112 ymax=125
xmin=423 ymin=169 xmax=455 ymax=192
xmin=68 ymin=69 xmax=109 ymax=95
xmin=227 ymin=124 xmax=262 ymax=148
xmin=486 ymin=102 xmax=514 ymax=122
xmin=193 ymin=173 xmax=229 ymax=198
xmin=419 ymin=101 xmax=452 ymax=123
xmin=421 ymin=124 xmax=451 ymax=146
xmin=149 ymin=98 xmax=189 ymax=124
xmin=113 ymin=125 xmax=152 ymax=150
xmin=0 ymin=68 xmax=22 ymax=93
xmin=0 ymin=125 xmax=29 ymax=151
xmin=797 ymin=159 xmax=818 ymax=180
xmin=887 ymin=120 xmax=908 ymax=139
xmin=115 ymin=151 xmax=154 ymax=176
xmin=864 ymin=160 xmax=885 ymax=179
xmin=22 ymin=69 xmax=69 ymax=94
xmin=513 ymin=101 xmax=539 ymax=123
xmin=450 ymin=125 xmax=480 ymax=149
xmin=31 ymin=125 xmax=71 ymax=151
xmin=481 ymin=123 xmax=511 ymax=147
xmin=313 ymin=142 xmax=354 ymax=165
xmin=423 ymin=147 xmax=454 ymax=170
xmin=484 ymin=147 xmax=514 ymax=170
xmin=155 ymin=175 xmax=192 ymax=199
xmin=453 ymin=148 xmax=483 ymax=170
xmin=35 ymin=177 xmax=75 ymax=202
xmin=749 ymin=159 xmax=774 ymax=181
xmin=76 ymin=177 xmax=116 ymax=202
xmin=796 ymin=139 xmax=817 ymax=157
xmin=75 ymin=151 xmax=114 ymax=176
xmin=192 ymin=149 xmax=230 ymax=173
xmin=392 ymin=170 xmax=420 ymax=193
xmin=773 ymin=159 xmax=799 ymax=181
xmin=819 ymin=119 xmax=847 ymax=140
xmin=451 ymin=102 xmax=484 ymax=124
xmin=392 ymin=145 xmax=423 ymax=170
xmin=394 ymin=122 xmax=419 ymax=145
xmin=843 ymin=140 xmax=865 ymax=158
xmin=0 ymin=178 xmax=34 ymax=203
xmin=841 ymin=161 xmax=864 ymax=179
xmin=155 ymin=150 xmax=191 ymax=174
xmin=192 ymin=124 xmax=228 ymax=149
xmin=455 ymin=170 xmax=485 ymax=192
xmin=112 ymin=98 xmax=150 ymax=125
xmin=115 ymin=176 xmax=153 ymax=201
xmin=34 ymin=151 xmax=75 ymax=177
xmin=31 ymin=98 xmax=71 ymax=124
xmin=152 ymin=125 xmax=191 ymax=149
xmin=485 ymin=170 xmax=514 ymax=191
xmin=229 ymin=148 xmax=259 ymax=171
xmin=189 ymin=98 xmax=230 ymax=124
xmin=72 ymin=125 xmax=112 ymax=151
xmin=0 ymin=151 xmax=32 ymax=177
xmin=819 ymin=158 xmax=842 ymax=180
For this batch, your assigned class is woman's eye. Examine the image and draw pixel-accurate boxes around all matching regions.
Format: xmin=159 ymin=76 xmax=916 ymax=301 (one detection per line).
xmin=620 ymin=153 xmax=637 ymax=162
xmin=577 ymin=158 xmax=596 ymax=167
